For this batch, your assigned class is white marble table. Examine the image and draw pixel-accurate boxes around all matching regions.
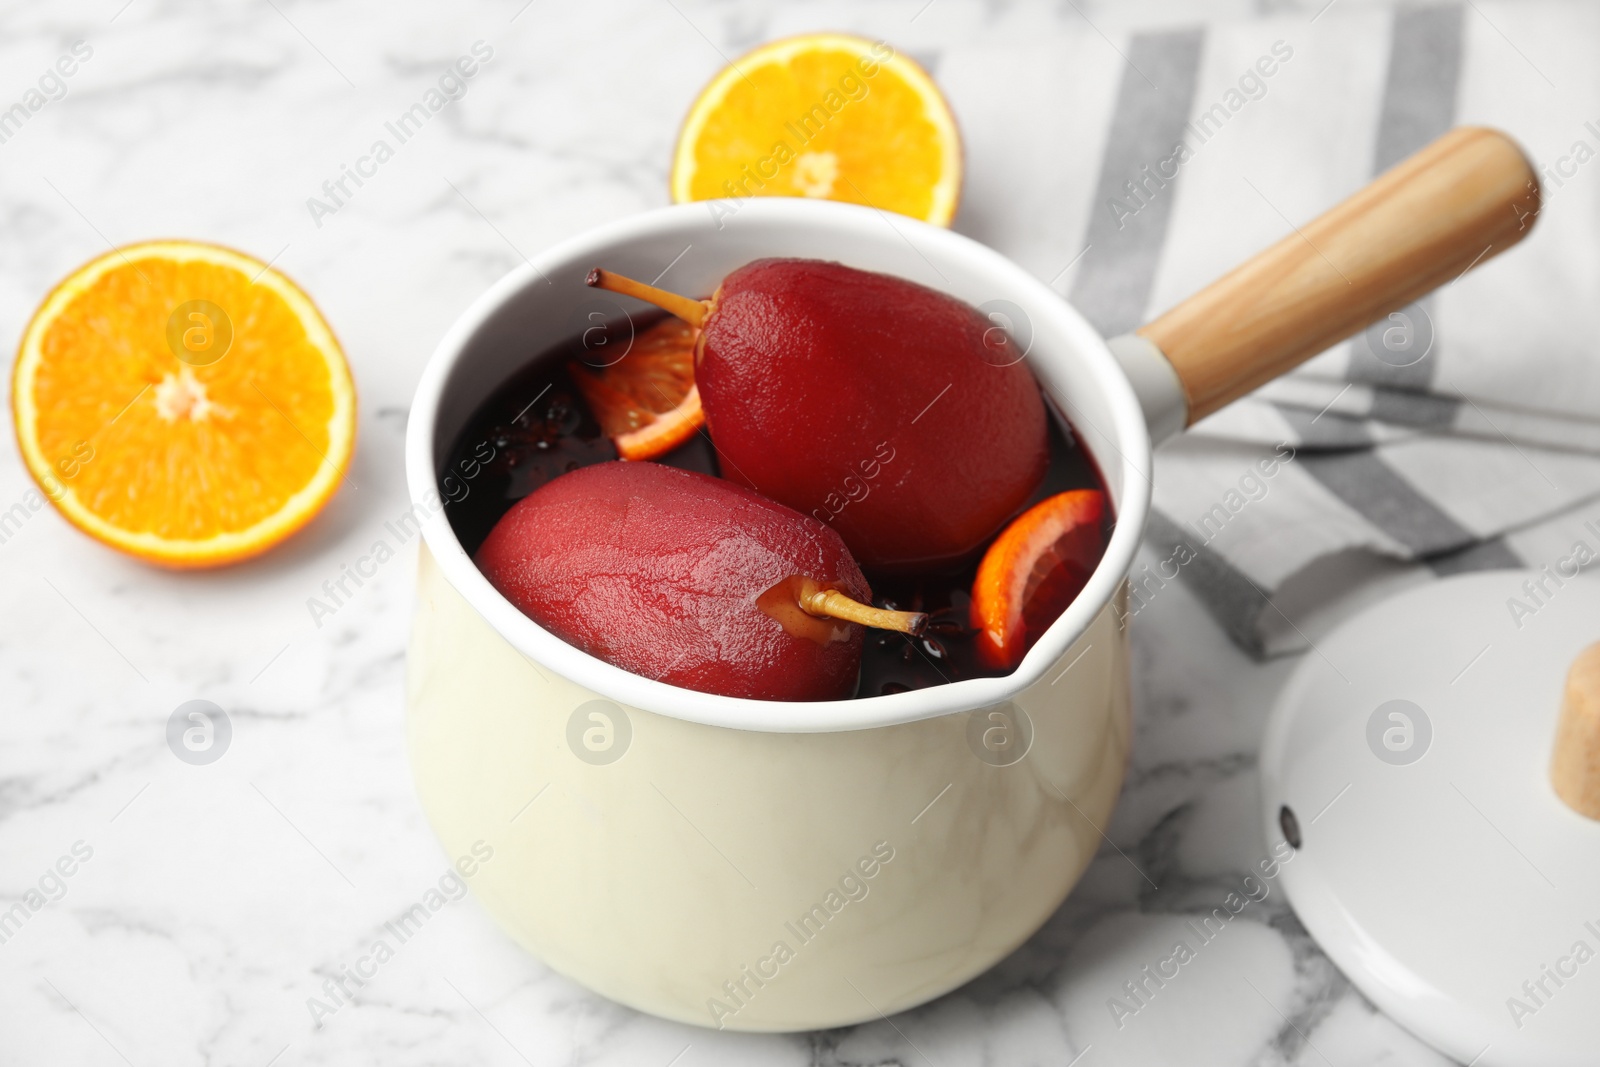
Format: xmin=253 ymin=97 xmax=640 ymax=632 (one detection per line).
xmin=0 ymin=0 xmax=1493 ymax=1063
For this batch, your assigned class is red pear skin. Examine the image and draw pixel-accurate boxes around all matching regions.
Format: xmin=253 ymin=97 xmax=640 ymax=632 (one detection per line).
xmin=475 ymin=461 xmax=872 ymax=701
xmin=696 ymin=258 xmax=1049 ymax=571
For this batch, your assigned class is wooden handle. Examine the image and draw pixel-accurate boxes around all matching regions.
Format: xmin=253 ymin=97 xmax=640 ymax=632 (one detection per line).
xmin=1138 ymin=127 xmax=1540 ymax=424
xmin=1552 ymin=641 xmax=1600 ymax=821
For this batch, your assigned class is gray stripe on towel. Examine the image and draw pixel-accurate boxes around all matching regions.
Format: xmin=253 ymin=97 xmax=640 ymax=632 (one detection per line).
xmin=1348 ymin=5 xmax=1465 ymax=395
xmin=1367 ymin=383 xmax=1462 ymax=429
xmin=1373 ymin=5 xmax=1464 ymax=173
xmin=1298 ymin=449 xmax=1477 ymax=556
xmin=1272 ymin=404 xmax=1375 ymax=450
xmin=1428 ymin=535 xmax=1523 ymax=575
xmin=1070 ymin=28 xmax=1205 ymax=338
xmin=1272 ymin=386 xmax=1460 ymax=442
xmin=1141 ymin=509 xmax=1270 ymax=656
xmin=1301 ymin=7 xmax=1476 ymax=566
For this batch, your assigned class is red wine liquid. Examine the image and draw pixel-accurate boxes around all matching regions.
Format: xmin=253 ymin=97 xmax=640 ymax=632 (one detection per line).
xmin=442 ymin=316 xmax=1114 ymax=697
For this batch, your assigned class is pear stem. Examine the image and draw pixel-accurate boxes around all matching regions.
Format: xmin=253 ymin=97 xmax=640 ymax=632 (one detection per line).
xmin=797 ymin=578 xmax=928 ymax=636
xmin=586 ymin=268 xmax=709 ymax=328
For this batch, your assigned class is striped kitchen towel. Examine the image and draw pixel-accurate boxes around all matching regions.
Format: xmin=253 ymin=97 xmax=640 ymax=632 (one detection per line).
xmin=944 ymin=2 xmax=1600 ymax=655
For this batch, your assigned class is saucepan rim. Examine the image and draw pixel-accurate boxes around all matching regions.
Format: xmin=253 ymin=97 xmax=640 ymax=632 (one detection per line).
xmin=404 ymin=198 xmax=1151 ymax=733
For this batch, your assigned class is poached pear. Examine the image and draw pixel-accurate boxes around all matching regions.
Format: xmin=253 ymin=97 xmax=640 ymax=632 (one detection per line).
xmin=587 ymin=258 xmax=1049 ymax=571
xmin=475 ymin=460 xmax=925 ymax=701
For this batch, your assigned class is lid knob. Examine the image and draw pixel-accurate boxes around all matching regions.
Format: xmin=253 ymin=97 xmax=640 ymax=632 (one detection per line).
xmin=1551 ymin=641 xmax=1600 ymax=820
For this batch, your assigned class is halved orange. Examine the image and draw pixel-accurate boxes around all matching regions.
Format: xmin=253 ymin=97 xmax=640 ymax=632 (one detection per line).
xmin=569 ymin=316 xmax=704 ymax=460
xmin=670 ymin=32 xmax=963 ymax=225
xmin=971 ymin=490 xmax=1106 ymax=670
xmin=12 ymin=240 xmax=355 ymax=568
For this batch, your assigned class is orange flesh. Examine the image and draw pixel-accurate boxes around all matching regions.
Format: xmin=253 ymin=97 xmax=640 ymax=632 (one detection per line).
xmin=570 ymin=316 xmax=706 ymax=461
xmin=670 ymin=33 xmax=963 ymax=225
xmin=13 ymin=242 xmax=354 ymax=566
xmin=970 ymin=490 xmax=1106 ymax=670
xmin=613 ymin=385 xmax=704 ymax=460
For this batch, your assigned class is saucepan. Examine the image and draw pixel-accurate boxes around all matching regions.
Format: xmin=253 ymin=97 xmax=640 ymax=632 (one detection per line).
xmin=403 ymin=126 xmax=1536 ymax=1031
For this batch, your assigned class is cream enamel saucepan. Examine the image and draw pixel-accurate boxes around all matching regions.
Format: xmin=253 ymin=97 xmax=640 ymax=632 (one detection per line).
xmin=404 ymin=127 xmax=1537 ymax=1031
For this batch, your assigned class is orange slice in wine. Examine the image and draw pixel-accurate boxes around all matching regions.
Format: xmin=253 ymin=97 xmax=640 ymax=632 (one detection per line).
xmin=569 ymin=316 xmax=704 ymax=461
xmin=970 ymin=490 xmax=1106 ymax=670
